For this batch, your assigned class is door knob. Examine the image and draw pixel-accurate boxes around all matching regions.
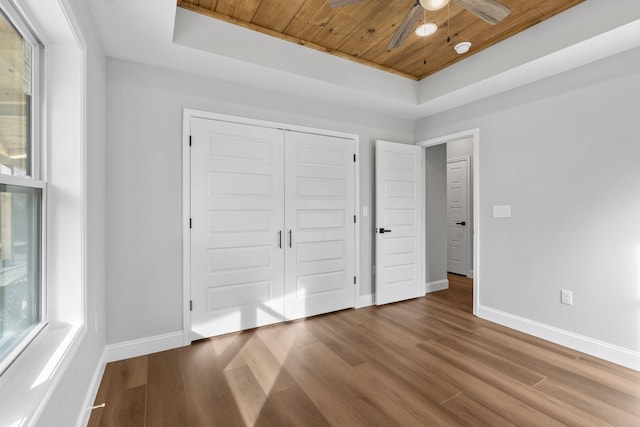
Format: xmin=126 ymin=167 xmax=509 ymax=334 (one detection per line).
xmin=456 ymin=221 xmax=466 ymax=226
xmin=379 ymin=228 xmax=392 ymax=233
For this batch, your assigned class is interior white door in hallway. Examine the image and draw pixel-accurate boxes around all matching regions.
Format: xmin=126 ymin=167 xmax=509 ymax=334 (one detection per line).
xmin=190 ymin=118 xmax=285 ymax=339
xmin=375 ymin=140 xmax=423 ymax=305
xmin=189 ymin=117 xmax=356 ymax=340
xmin=447 ymin=159 xmax=469 ymax=276
xmin=284 ymin=132 xmax=355 ymax=320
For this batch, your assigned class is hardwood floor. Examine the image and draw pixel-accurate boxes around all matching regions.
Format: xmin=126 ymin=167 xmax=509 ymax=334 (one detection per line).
xmin=88 ymin=275 xmax=640 ymax=426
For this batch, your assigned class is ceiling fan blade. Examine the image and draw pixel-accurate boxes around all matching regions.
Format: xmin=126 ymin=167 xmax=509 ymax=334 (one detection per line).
xmin=387 ymin=3 xmax=422 ymax=50
xmin=452 ymin=0 xmax=511 ymax=25
xmin=329 ymin=0 xmax=367 ymax=8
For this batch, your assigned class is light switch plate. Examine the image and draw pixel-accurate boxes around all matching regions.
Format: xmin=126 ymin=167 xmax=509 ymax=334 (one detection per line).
xmin=493 ymin=205 xmax=511 ymax=218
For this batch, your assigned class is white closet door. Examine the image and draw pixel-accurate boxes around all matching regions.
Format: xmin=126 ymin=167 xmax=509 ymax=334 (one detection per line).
xmin=375 ymin=140 xmax=423 ymax=305
xmin=283 ymin=131 xmax=355 ymax=320
xmin=190 ymin=118 xmax=285 ymax=339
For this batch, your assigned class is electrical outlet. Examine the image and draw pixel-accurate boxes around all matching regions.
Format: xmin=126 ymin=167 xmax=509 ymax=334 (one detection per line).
xmin=561 ymin=290 xmax=573 ymax=305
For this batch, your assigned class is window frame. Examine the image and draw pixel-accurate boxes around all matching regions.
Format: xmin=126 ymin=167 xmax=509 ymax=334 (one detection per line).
xmin=0 ymin=0 xmax=47 ymax=376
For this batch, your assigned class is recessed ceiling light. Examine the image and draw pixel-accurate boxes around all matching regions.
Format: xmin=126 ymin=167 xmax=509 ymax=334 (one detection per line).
xmin=415 ymin=23 xmax=438 ymax=37
xmin=419 ymin=0 xmax=450 ymax=11
xmin=454 ymin=41 xmax=472 ymax=54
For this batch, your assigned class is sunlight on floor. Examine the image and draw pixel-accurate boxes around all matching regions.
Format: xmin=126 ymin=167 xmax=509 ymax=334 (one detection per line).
xmin=214 ymin=302 xmax=300 ymax=426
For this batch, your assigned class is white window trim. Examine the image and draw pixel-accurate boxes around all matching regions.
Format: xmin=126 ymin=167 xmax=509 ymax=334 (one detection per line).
xmin=0 ymin=0 xmax=88 ymax=425
xmin=0 ymin=0 xmax=47 ymax=377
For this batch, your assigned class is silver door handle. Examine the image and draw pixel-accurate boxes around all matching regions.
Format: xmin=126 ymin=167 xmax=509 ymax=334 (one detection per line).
xmin=288 ymin=230 xmax=292 ymax=248
xmin=278 ymin=230 xmax=282 ymax=248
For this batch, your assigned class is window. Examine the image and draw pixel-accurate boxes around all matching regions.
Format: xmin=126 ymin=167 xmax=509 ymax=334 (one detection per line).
xmin=0 ymin=1 xmax=44 ymax=375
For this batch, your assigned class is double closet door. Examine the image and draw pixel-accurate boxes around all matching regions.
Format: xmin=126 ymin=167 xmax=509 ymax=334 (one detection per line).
xmin=190 ymin=118 xmax=355 ymax=340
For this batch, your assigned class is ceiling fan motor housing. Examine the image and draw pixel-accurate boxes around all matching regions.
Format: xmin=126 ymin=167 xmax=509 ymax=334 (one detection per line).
xmin=419 ymin=0 xmax=450 ymax=11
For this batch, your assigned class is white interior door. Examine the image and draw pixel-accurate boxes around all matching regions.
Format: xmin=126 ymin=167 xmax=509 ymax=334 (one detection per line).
xmin=283 ymin=131 xmax=355 ymax=320
xmin=447 ymin=159 xmax=468 ymax=275
xmin=190 ymin=118 xmax=285 ymax=339
xmin=375 ymin=140 xmax=423 ymax=305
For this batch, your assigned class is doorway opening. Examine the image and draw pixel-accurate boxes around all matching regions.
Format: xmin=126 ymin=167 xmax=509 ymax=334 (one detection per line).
xmin=416 ymin=129 xmax=479 ymax=315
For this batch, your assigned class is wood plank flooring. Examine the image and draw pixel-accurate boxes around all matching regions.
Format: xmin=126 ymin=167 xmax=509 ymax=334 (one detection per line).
xmin=88 ymin=274 xmax=640 ymax=426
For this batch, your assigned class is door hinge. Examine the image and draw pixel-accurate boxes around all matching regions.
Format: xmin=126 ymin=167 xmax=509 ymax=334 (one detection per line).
xmin=189 ymin=218 xmax=192 ymax=229
xmin=354 ymin=215 xmax=356 ymax=223
xmin=189 ymin=135 xmax=192 ymax=146
xmin=354 ymin=276 xmax=357 ymax=285
xmin=353 ymin=154 xmax=356 ymax=162
xmin=189 ymin=300 xmax=193 ymax=311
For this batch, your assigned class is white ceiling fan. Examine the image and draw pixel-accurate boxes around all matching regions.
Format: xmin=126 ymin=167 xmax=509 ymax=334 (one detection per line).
xmin=329 ymin=0 xmax=511 ymax=49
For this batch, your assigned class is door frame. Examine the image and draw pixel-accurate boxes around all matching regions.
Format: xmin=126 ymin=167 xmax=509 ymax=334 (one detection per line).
xmin=415 ymin=128 xmax=480 ymax=316
xmin=182 ymin=108 xmax=360 ymax=345
xmin=446 ymin=155 xmax=472 ymax=278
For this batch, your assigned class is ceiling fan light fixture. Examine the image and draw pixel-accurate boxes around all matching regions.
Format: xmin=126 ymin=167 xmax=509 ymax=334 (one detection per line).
xmin=415 ymin=22 xmax=438 ymax=37
xmin=454 ymin=41 xmax=472 ymax=54
xmin=419 ymin=0 xmax=450 ymax=11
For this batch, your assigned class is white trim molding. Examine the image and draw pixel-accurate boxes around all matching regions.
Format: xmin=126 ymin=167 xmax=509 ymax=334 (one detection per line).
xmin=182 ymin=109 xmax=192 ymax=346
xmin=478 ymin=305 xmax=640 ymax=371
xmin=425 ymin=279 xmax=449 ymax=294
xmin=75 ymin=348 xmax=107 ymax=427
xmin=105 ymin=331 xmax=184 ymax=363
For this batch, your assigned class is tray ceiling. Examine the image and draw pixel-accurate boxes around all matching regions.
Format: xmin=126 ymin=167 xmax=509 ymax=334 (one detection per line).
xmin=177 ymin=0 xmax=585 ymax=80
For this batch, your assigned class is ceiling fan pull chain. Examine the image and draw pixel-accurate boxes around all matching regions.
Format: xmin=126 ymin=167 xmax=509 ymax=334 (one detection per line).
xmin=423 ymin=9 xmax=428 ymax=64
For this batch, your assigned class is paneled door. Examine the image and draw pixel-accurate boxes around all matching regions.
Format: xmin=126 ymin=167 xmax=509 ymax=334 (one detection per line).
xmin=447 ymin=159 xmax=468 ymax=276
xmin=283 ymin=131 xmax=355 ymax=320
xmin=190 ymin=118 xmax=285 ymax=339
xmin=375 ymin=140 xmax=423 ymax=305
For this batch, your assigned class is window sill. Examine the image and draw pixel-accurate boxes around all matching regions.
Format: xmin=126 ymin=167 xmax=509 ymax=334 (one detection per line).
xmin=0 ymin=323 xmax=82 ymax=427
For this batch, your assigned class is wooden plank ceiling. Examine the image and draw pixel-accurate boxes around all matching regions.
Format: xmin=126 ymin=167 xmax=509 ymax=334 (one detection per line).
xmin=177 ymin=0 xmax=585 ymax=80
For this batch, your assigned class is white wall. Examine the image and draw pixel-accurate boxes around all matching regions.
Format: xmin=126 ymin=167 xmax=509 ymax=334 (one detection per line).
xmin=425 ymin=145 xmax=447 ymax=285
xmin=105 ymin=58 xmax=414 ymax=345
xmin=416 ymin=46 xmax=640 ymax=360
xmin=447 ymin=137 xmax=473 ymax=160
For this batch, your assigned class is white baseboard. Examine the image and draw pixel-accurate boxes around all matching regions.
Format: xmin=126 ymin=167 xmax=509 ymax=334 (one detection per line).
xmin=75 ymin=348 xmax=106 ymax=427
xmin=478 ymin=305 xmax=640 ymax=372
xmin=425 ymin=279 xmax=449 ymax=294
xmin=356 ymin=294 xmax=374 ymax=308
xmin=355 ymin=281 xmax=449 ymax=307
xmin=105 ymin=331 xmax=184 ymax=363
